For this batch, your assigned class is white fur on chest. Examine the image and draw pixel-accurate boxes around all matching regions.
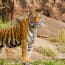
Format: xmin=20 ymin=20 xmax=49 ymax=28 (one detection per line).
xmin=27 ymin=28 xmax=37 ymax=43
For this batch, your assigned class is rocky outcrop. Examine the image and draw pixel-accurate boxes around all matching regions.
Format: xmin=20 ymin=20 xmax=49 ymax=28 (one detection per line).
xmin=38 ymin=15 xmax=65 ymax=37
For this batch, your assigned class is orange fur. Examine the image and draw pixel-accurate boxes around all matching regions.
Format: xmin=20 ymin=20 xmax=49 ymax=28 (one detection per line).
xmin=0 ymin=12 xmax=43 ymax=63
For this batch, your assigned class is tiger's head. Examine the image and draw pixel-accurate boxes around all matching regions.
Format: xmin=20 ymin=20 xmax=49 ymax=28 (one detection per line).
xmin=29 ymin=12 xmax=44 ymax=28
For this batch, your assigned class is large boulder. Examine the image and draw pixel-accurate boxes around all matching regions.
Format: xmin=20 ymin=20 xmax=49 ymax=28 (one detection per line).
xmin=38 ymin=16 xmax=65 ymax=37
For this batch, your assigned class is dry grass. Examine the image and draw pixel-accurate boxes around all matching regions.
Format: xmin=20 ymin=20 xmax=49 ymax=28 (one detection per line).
xmin=48 ymin=29 xmax=65 ymax=43
xmin=48 ymin=29 xmax=65 ymax=53
xmin=33 ymin=47 xmax=56 ymax=58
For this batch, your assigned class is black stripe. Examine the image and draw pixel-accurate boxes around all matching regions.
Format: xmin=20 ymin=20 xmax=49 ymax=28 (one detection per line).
xmin=6 ymin=29 xmax=13 ymax=48
xmin=1 ymin=36 xmax=4 ymax=48
xmin=28 ymin=45 xmax=33 ymax=48
xmin=29 ymin=23 xmax=33 ymax=33
xmin=0 ymin=48 xmax=2 ymax=53
xmin=6 ymin=30 xmax=10 ymax=47
xmin=14 ymin=26 xmax=21 ymax=46
xmin=28 ymin=41 xmax=33 ymax=49
xmin=28 ymin=48 xmax=31 ymax=51
xmin=10 ymin=28 xmax=16 ymax=47
xmin=0 ymin=44 xmax=3 ymax=48
xmin=14 ymin=26 xmax=18 ymax=45
xmin=1 ymin=31 xmax=5 ymax=48
xmin=14 ymin=26 xmax=17 ymax=45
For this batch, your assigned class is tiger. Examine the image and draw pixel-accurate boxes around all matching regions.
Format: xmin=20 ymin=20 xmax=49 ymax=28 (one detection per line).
xmin=0 ymin=11 xmax=44 ymax=64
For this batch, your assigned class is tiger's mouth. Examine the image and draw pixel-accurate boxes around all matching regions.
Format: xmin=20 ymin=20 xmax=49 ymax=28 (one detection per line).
xmin=34 ymin=22 xmax=42 ymax=27
xmin=31 ymin=21 xmax=42 ymax=28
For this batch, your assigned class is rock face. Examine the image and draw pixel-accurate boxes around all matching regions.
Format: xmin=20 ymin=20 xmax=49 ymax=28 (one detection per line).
xmin=38 ymin=15 xmax=65 ymax=37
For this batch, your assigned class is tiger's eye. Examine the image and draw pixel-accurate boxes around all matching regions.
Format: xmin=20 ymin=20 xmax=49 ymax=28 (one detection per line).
xmin=33 ymin=15 xmax=36 ymax=18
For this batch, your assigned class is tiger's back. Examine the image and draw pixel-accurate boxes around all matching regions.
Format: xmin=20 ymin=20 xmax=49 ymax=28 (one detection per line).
xmin=0 ymin=18 xmax=29 ymax=48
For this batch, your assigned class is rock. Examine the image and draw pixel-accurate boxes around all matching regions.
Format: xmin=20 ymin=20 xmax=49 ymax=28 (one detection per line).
xmin=38 ymin=16 xmax=65 ymax=37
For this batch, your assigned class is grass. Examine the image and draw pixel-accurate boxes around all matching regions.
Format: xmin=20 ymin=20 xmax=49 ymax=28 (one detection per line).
xmin=0 ymin=17 xmax=17 ymax=28
xmin=0 ymin=23 xmax=11 ymax=28
xmin=48 ymin=29 xmax=65 ymax=43
xmin=0 ymin=59 xmax=23 ymax=65
xmin=43 ymin=60 xmax=65 ymax=65
xmin=33 ymin=47 xmax=56 ymax=58
xmin=48 ymin=29 xmax=65 ymax=53
xmin=0 ymin=59 xmax=65 ymax=65
xmin=0 ymin=17 xmax=11 ymax=28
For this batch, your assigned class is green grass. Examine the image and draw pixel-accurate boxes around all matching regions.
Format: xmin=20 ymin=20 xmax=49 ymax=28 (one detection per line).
xmin=0 ymin=59 xmax=23 ymax=65
xmin=0 ymin=23 xmax=11 ymax=28
xmin=0 ymin=17 xmax=17 ymax=28
xmin=32 ymin=60 xmax=65 ymax=65
xmin=43 ymin=60 xmax=65 ymax=65
xmin=33 ymin=47 xmax=56 ymax=58
xmin=0 ymin=59 xmax=65 ymax=65
xmin=0 ymin=17 xmax=11 ymax=28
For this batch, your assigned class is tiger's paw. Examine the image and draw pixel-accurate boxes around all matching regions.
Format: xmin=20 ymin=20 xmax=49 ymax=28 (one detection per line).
xmin=23 ymin=62 xmax=32 ymax=65
xmin=22 ymin=57 xmax=31 ymax=63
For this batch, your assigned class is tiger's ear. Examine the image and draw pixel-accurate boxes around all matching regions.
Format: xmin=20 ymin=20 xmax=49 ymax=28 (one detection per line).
xmin=28 ymin=11 xmax=32 ymax=17
xmin=41 ymin=11 xmax=43 ymax=14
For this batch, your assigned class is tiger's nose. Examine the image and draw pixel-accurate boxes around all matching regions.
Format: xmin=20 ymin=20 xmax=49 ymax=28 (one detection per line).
xmin=35 ymin=16 xmax=40 ymax=23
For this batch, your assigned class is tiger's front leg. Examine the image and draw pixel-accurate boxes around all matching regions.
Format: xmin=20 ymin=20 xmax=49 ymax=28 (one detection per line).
xmin=22 ymin=39 xmax=31 ymax=64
